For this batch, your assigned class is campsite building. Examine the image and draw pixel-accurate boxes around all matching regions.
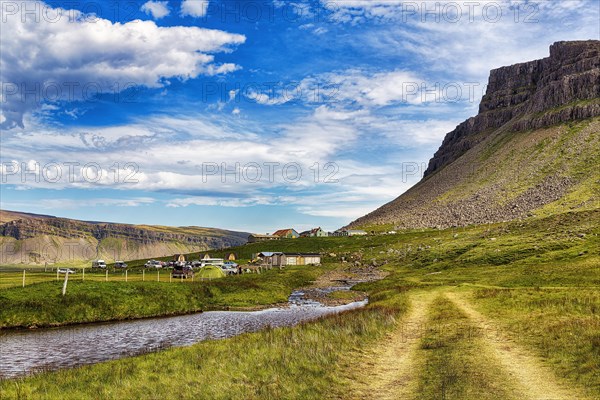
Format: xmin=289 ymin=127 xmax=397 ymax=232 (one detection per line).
xmin=256 ymin=252 xmax=321 ymax=267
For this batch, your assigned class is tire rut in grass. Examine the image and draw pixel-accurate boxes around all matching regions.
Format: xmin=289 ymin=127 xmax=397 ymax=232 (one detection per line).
xmin=413 ymin=294 xmax=522 ymax=400
xmin=347 ymin=291 xmax=437 ymax=400
xmin=446 ymin=291 xmax=592 ymax=400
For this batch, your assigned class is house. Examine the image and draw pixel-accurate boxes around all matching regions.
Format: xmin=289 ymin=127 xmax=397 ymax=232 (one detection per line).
xmin=226 ymin=253 xmax=237 ymax=261
xmin=248 ymin=234 xmax=279 ymax=243
xmin=173 ymin=254 xmax=186 ymax=262
xmin=272 ymin=229 xmax=299 ymax=239
xmin=300 ymin=227 xmax=328 ymax=237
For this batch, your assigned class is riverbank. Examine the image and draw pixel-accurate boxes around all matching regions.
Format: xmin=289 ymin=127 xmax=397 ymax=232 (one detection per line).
xmin=0 ymin=283 xmax=411 ymax=399
xmin=0 ymin=265 xmax=333 ymax=330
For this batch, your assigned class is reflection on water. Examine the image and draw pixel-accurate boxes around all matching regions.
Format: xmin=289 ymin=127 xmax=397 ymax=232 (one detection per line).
xmin=0 ymin=288 xmax=367 ymax=378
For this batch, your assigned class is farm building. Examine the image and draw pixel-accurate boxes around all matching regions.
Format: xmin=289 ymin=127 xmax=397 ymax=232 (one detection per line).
xmin=272 ymin=229 xmax=299 ymax=239
xmin=248 ymin=234 xmax=279 ymax=243
xmin=173 ymin=254 xmax=186 ymax=262
xmin=299 ymin=227 xmax=328 ymax=237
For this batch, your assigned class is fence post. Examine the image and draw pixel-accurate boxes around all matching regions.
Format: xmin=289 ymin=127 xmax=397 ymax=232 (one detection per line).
xmin=105 ymin=270 xmax=108 ymax=282
xmin=62 ymin=272 xmax=69 ymax=296
xmin=143 ymin=269 xmax=145 ymax=281
xmin=169 ymin=273 xmax=172 ymax=283
xmin=56 ymin=269 xmax=59 ymax=281
xmin=157 ymin=270 xmax=160 ymax=282
xmin=125 ymin=270 xmax=128 ymax=282
xmin=22 ymin=270 xmax=26 ymax=288
xmin=82 ymin=268 xmax=85 ymax=282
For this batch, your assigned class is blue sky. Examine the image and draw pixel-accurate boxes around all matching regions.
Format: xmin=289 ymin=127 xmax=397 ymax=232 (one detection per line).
xmin=1 ymin=0 xmax=598 ymax=233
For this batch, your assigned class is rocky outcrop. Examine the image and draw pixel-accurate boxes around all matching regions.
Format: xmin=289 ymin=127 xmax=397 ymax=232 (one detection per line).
xmin=349 ymin=41 xmax=600 ymax=230
xmin=424 ymin=41 xmax=600 ymax=177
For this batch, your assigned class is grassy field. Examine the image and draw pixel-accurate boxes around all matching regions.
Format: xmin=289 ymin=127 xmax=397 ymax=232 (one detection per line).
xmin=472 ymin=287 xmax=600 ymax=395
xmin=0 ymin=209 xmax=598 ymax=398
xmin=0 ymin=265 xmax=331 ymax=329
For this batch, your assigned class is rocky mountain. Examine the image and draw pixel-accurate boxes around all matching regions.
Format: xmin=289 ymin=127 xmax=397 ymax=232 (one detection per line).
xmin=0 ymin=210 xmax=249 ymax=265
xmin=350 ymin=40 xmax=600 ymax=229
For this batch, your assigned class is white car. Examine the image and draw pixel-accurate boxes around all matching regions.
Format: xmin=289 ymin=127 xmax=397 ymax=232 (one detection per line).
xmin=92 ymin=260 xmax=107 ymax=268
xmin=145 ymin=260 xmax=163 ymax=268
xmin=220 ymin=264 xmax=238 ymax=275
xmin=58 ymin=268 xmax=75 ymax=274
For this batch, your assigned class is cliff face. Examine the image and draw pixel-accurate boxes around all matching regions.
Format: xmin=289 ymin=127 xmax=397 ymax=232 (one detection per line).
xmin=351 ymin=41 xmax=600 ymax=229
xmin=424 ymin=41 xmax=600 ymax=177
xmin=0 ymin=211 xmax=249 ymax=264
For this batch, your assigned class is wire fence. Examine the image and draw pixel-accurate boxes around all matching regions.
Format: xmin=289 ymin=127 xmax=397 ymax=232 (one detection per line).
xmin=0 ymin=268 xmax=226 ymax=289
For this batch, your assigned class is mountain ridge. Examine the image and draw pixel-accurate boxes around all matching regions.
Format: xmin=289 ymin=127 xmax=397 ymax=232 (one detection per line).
xmin=0 ymin=210 xmax=249 ymax=265
xmin=350 ymin=40 xmax=600 ymax=229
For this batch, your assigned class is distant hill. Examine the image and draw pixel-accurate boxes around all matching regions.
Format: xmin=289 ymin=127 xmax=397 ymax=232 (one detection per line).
xmin=350 ymin=40 xmax=600 ymax=229
xmin=0 ymin=210 xmax=249 ymax=265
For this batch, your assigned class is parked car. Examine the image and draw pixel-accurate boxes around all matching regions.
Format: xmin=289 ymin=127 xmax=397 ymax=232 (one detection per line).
xmin=220 ymin=264 xmax=238 ymax=275
xmin=223 ymin=261 xmax=238 ymax=268
xmin=145 ymin=260 xmax=163 ymax=268
xmin=114 ymin=261 xmax=128 ymax=268
xmin=92 ymin=260 xmax=107 ymax=269
xmin=58 ymin=268 xmax=75 ymax=274
xmin=172 ymin=265 xmax=194 ymax=279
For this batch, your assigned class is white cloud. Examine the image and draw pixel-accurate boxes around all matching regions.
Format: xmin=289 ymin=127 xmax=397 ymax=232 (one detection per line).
xmin=141 ymin=1 xmax=170 ymax=19
xmin=181 ymin=0 xmax=209 ymax=17
xmin=318 ymin=1 xmax=599 ymax=82
xmin=1 ymin=197 xmax=156 ymax=211
xmin=166 ymin=196 xmax=275 ymax=208
xmin=0 ymin=1 xmax=245 ymax=130
xmin=0 ymin=102 xmax=452 ymax=222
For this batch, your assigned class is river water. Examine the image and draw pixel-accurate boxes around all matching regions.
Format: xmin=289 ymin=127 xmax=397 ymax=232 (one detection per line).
xmin=0 ymin=288 xmax=367 ymax=379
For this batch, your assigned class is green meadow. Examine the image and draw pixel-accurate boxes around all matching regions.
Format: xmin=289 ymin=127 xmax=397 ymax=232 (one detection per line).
xmin=0 ymin=209 xmax=598 ymax=399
